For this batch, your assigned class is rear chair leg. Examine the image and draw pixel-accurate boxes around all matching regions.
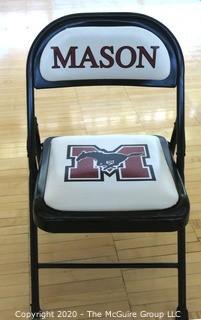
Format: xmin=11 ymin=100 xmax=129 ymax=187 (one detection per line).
xmin=176 ymin=228 xmax=189 ymax=320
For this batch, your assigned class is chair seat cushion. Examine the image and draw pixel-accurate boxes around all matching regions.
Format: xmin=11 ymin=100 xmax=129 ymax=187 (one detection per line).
xmin=34 ymin=135 xmax=189 ymax=232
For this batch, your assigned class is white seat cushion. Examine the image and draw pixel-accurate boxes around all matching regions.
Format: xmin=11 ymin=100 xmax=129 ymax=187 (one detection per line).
xmin=43 ymin=135 xmax=179 ymax=211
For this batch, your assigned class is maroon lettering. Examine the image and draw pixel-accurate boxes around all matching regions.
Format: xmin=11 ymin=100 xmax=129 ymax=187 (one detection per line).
xmin=51 ymin=46 xmax=78 ymax=69
xmin=136 ymin=46 xmax=159 ymax=68
xmin=99 ymin=46 xmax=114 ymax=68
xmin=78 ymin=46 xmax=99 ymax=68
xmin=51 ymin=45 xmax=159 ymax=70
xmin=115 ymin=46 xmax=137 ymax=68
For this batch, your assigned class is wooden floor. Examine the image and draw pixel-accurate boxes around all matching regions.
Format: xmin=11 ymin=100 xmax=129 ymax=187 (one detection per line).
xmin=0 ymin=1 xmax=201 ymax=319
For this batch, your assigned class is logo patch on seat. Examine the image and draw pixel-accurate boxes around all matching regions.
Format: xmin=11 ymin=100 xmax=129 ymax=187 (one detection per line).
xmin=65 ymin=144 xmax=155 ymax=181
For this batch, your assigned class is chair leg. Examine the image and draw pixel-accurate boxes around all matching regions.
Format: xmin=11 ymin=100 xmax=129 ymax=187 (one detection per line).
xmin=29 ymin=175 xmax=41 ymax=318
xmin=176 ymin=227 xmax=189 ymax=320
xmin=30 ymin=218 xmax=41 ymax=317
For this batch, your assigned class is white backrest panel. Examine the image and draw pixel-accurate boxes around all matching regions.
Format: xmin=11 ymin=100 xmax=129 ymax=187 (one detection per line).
xmin=40 ymin=27 xmax=171 ymax=82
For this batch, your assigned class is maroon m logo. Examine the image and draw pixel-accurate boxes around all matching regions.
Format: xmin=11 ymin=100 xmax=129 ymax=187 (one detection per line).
xmin=65 ymin=145 xmax=155 ymax=181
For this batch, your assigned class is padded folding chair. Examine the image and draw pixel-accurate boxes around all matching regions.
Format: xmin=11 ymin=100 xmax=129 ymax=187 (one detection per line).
xmin=26 ymin=13 xmax=190 ymax=319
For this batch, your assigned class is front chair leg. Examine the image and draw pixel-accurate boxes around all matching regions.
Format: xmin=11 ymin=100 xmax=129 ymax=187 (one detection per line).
xmin=29 ymin=210 xmax=41 ymax=317
xmin=29 ymin=172 xmax=41 ymax=317
xmin=176 ymin=227 xmax=189 ymax=320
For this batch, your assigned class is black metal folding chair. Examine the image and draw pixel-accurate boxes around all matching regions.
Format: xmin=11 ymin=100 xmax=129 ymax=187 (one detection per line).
xmin=26 ymin=13 xmax=190 ymax=319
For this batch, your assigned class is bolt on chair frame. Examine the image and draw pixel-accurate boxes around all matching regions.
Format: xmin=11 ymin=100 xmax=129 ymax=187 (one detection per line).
xmin=26 ymin=13 xmax=190 ymax=319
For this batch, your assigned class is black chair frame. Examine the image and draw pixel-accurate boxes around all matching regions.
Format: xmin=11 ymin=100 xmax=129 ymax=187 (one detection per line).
xmin=26 ymin=13 xmax=189 ymax=319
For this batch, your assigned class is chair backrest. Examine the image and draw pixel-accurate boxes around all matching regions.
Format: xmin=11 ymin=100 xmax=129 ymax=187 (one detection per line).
xmin=26 ymin=12 xmax=185 ymax=180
